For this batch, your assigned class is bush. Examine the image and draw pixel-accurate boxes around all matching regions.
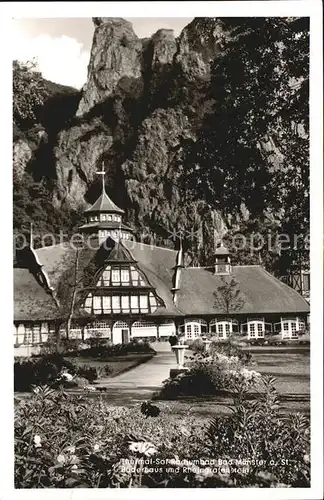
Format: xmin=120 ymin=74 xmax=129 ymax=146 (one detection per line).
xmin=189 ymin=338 xmax=205 ymax=354
xmin=14 ymin=377 xmax=310 ymax=488
xmin=157 ymin=347 xmax=258 ymax=399
xmin=65 ymin=340 xmax=156 ymax=359
xmin=210 ymin=340 xmax=252 ymax=364
xmin=14 ymin=355 xmax=109 ymax=391
xmin=76 ymin=365 xmax=99 ymax=384
xmin=14 ymin=354 xmax=78 ymax=391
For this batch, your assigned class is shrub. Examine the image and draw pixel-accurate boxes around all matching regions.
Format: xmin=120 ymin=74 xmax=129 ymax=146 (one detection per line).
xmin=14 ymin=354 xmax=78 ymax=391
xmin=67 ymin=340 xmax=156 ymax=358
xmin=189 ymin=338 xmax=205 ymax=354
xmin=157 ymin=348 xmax=258 ymax=399
xmin=14 ymin=355 xmax=109 ymax=391
xmin=210 ymin=340 xmax=252 ymax=365
xmin=76 ymin=365 xmax=98 ymax=384
xmin=14 ymin=377 xmax=310 ymax=488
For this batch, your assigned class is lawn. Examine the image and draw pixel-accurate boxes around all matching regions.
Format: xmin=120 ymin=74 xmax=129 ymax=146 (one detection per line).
xmin=160 ymin=347 xmax=311 ymax=418
xmin=66 ymin=353 xmax=153 ymax=378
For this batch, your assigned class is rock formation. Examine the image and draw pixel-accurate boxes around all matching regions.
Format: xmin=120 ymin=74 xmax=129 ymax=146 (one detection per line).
xmin=13 ymin=18 xmax=231 ymax=259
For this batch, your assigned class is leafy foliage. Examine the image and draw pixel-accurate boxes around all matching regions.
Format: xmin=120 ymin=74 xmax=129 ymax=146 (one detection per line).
xmin=14 ymin=354 xmax=105 ymax=392
xmin=156 ymin=344 xmax=256 ymax=399
xmin=13 ymin=60 xmax=49 ymax=128
xmin=14 ymin=376 xmax=310 ymax=488
xmin=213 ymin=276 xmax=245 ymax=314
xmin=183 ymin=18 xmax=309 ymax=273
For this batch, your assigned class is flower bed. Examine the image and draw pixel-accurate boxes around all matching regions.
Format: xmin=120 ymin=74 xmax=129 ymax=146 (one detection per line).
xmin=14 ymin=377 xmax=310 ymax=488
xmin=156 ymin=342 xmax=256 ymax=399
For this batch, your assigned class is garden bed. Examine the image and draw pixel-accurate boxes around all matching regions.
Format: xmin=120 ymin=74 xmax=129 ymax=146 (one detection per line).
xmin=14 ymin=352 xmax=154 ymax=393
xmin=14 ymin=379 xmax=310 ymax=488
xmin=67 ymin=353 xmax=154 ymax=379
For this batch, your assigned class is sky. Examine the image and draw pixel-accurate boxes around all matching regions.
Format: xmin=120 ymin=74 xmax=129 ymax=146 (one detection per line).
xmin=12 ymin=18 xmax=193 ymax=89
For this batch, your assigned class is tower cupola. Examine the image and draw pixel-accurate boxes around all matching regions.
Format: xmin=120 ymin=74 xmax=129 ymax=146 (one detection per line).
xmin=79 ymin=164 xmax=134 ymax=244
xmin=214 ymin=242 xmax=232 ymax=274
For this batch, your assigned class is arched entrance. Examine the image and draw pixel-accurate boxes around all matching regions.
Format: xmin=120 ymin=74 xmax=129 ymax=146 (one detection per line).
xmin=112 ymin=320 xmax=130 ymax=344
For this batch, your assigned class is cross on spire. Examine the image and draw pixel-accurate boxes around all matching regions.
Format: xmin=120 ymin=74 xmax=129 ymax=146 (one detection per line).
xmin=96 ymin=162 xmax=106 ymax=195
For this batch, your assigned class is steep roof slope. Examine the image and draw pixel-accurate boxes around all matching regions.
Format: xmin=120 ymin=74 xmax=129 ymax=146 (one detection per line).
xmin=176 ymin=265 xmax=310 ymax=315
xmin=14 ymin=268 xmax=60 ymax=321
xmin=85 ymin=191 xmax=124 ymax=214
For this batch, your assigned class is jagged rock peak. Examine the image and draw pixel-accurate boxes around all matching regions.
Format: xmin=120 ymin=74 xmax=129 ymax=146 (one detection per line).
xmin=176 ymin=17 xmax=225 ymax=80
xmin=76 ymin=18 xmax=142 ymax=116
xmin=151 ymin=28 xmax=175 ymax=40
xmin=150 ymin=28 xmax=177 ymax=67
xmin=92 ymin=17 xmax=135 ymax=30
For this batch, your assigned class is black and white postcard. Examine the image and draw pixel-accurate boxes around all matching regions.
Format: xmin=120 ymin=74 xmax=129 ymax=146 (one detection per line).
xmin=1 ymin=1 xmax=323 ymax=499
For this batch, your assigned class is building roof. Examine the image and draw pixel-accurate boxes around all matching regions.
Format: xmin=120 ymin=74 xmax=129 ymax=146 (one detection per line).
xmin=85 ymin=191 xmax=124 ymax=214
xmin=176 ymin=265 xmax=310 ymax=316
xmin=215 ymin=244 xmax=230 ymax=256
xmin=14 ymin=268 xmax=60 ymax=321
xmin=32 ymin=239 xmax=182 ymax=318
xmin=14 ymin=239 xmax=309 ymax=322
xmin=79 ymin=221 xmax=133 ymax=232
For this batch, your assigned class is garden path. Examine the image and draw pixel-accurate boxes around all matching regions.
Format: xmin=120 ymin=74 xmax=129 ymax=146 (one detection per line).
xmin=78 ymin=352 xmax=176 ymax=405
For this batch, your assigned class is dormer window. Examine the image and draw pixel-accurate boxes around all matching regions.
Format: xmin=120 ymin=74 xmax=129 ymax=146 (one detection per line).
xmin=214 ymin=244 xmax=231 ymax=274
xmin=215 ymin=257 xmax=232 ymax=274
xmin=96 ymin=265 xmax=146 ymax=287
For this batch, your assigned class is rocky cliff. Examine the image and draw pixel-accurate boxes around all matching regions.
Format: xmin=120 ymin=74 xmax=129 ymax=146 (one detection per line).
xmin=15 ymin=17 xmax=226 ymax=262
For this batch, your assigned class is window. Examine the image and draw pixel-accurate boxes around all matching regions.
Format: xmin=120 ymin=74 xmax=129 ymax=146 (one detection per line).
xmin=101 ymin=214 xmax=107 ymax=221
xmin=93 ymin=296 xmax=102 ymax=314
xmin=121 ymin=269 xmax=130 ymax=285
xmin=25 ymin=326 xmax=33 ymax=344
xmin=249 ymin=323 xmax=256 ymax=338
xmin=149 ymin=292 xmax=157 ymax=312
xmin=131 ymin=295 xmax=139 ymax=312
xmin=33 ymin=324 xmax=41 ymax=343
xmin=281 ymin=319 xmax=299 ymax=339
xmin=132 ymin=321 xmax=157 ymax=338
xmin=140 ymin=295 xmax=148 ymax=312
xmin=247 ymin=320 xmax=265 ymax=339
xmin=121 ymin=295 xmax=130 ymax=312
xmin=112 ymin=295 xmax=121 ymax=312
xmin=187 ymin=325 xmax=192 ymax=338
xmin=131 ymin=268 xmax=139 ymax=285
xmin=112 ymin=269 xmax=120 ymax=285
xmin=102 ymin=269 xmax=110 ymax=285
xmin=98 ymin=265 xmax=148 ymax=287
xmin=102 ymin=296 xmax=111 ymax=313
xmin=185 ymin=319 xmax=207 ymax=338
xmin=113 ymin=321 xmax=128 ymax=329
xmin=84 ymin=293 xmax=92 ymax=313
xmin=24 ymin=324 xmax=41 ymax=344
xmin=216 ymin=321 xmax=232 ymax=338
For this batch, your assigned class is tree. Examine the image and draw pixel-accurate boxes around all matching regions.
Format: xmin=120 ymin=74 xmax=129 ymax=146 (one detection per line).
xmin=184 ymin=18 xmax=309 ymax=273
xmin=213 ymin=276 xmax=245 ymax=345
xmin=13 ymin=60 xmax=49 ymax=127
xmin=65 ymin=248 xmax=81 ymax=340
xmin=55 ymin=250 xmax=98 ymax=349
xmin=213 ymin=276 xmax=245 ymax=316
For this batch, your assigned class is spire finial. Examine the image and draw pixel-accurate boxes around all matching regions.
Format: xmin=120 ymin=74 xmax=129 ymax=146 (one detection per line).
xmin=96 ymin=162 xmax=106 ymax=195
